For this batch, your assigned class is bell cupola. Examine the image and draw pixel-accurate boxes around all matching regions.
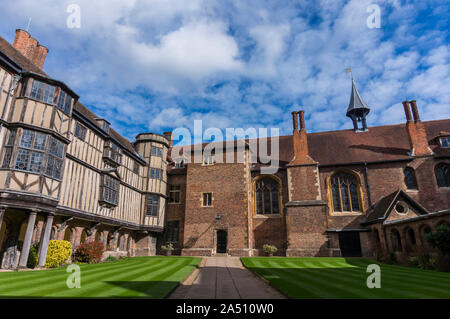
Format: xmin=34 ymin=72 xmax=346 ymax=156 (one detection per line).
xmin=346 ymin=78 xmax=370 ymax=132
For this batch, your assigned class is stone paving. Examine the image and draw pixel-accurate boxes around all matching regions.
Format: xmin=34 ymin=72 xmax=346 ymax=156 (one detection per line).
xmin=169 ymin=256 xmax=285 ymax=299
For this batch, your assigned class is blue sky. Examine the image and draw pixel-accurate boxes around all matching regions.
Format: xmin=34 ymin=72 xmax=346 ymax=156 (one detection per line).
xmin=0 ymin=0 xmax=448 ymax=142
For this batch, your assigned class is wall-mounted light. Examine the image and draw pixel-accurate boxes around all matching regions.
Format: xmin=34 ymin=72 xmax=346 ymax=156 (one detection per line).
xmin=215 ymin=214 xmax=222 ymax=224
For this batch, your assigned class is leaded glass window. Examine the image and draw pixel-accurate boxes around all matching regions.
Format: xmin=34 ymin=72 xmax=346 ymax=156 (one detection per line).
xmin=435 ymin=163 xmax=450 ymax=188
xmin=146 ymin=195 xmax=159 ymax=216
xmin=101 ymin=174 xmax=120 ymax=206
xmin=255 ymin=177 xmax=280 ymax=215
xmin=330 ymin=172 xmax=361 ymax=213
xmin=404 ymin=167 xmax=418 ymax=189
xmin=14 ymin=129 xmax=47 ymax=173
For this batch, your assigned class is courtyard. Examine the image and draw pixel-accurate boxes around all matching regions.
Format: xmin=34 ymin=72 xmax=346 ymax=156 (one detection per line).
xmin=241 ymin=257 xmax=450 ymax=299
xmin=0 ymin=256 xmax=201 ymax=298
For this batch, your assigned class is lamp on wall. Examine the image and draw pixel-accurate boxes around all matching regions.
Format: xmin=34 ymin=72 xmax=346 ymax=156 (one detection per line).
xmin=215 ymin=214 xmax=222 ymax=224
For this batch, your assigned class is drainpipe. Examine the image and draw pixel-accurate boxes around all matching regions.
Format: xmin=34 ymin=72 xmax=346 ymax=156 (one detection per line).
xmin=364 ymin=162 xmax=373 ymax=208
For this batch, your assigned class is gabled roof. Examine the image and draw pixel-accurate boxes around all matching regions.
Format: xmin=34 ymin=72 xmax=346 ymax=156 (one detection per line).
xmin=362 ymin=189 xmax=429 ymax=224
xmin=346 ymin=78 xmax=370 ymax=117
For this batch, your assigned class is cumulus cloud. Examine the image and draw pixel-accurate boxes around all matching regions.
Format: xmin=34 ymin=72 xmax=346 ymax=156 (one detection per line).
xmin=0 ymin=0 xmax=448 ymax=140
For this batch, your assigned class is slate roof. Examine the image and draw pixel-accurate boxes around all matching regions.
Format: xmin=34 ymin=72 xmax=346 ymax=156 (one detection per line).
xmin=362 ymin=189 xmax=429 ymax=224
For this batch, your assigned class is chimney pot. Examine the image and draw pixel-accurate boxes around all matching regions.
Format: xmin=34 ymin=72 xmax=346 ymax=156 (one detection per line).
xmin=299 ymin=110 xmax=305 ymax=130
xmin=163 ymin=131 xmax=173 ymax=148
xmin=409 ymin=100 xmax=420 ymax=122
xmin=402 ymin=101 xmax=412 ymax=122
xmin=291 ymin=112 xmax=298 ymax=131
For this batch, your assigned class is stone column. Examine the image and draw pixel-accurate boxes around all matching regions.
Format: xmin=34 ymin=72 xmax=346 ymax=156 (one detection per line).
xmin=18 ymin=210 xmax=37 ymax=268
xmin=0 ymin=206 xmax=5 ymax=228
xmin=37 ymin=213 xmax=54 ymax=267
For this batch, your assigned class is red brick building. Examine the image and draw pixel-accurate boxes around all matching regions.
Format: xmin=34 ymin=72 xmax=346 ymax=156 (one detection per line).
xmin=165 ymin=87 xmax=450 ymax=258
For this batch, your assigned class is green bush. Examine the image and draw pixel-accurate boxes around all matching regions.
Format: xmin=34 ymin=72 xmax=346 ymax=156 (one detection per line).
xmin=426 ymin=225 xmax=450 ymax=256
xmin=27 ymin=243 xmax=39 ymax=269
xmin=45 ymin=240 xmax=72 ymax=268
xmin=104 ymin=256 xmax=117 ymax=262
xmin=263 ymin=244 xmax=278 ymax=255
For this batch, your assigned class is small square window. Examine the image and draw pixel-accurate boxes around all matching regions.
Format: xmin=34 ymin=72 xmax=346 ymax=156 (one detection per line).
xmin=202 ymin=193 xmax=212 ymax=207
xmin=151 ymin=146 xmax=163 ymax=157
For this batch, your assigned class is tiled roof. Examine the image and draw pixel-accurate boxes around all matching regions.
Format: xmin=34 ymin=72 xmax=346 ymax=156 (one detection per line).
xmin=363 ymin=189 xmax=429 ymax=224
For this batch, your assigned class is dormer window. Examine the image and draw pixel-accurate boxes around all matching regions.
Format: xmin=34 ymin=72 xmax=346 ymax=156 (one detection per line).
xmin=103 ymin=141 xmax=122 ymax=166
xmin=102 ymin=121 xmax=110 ymax=133
xmin=440 ymin=137 xmax=450 ymax=148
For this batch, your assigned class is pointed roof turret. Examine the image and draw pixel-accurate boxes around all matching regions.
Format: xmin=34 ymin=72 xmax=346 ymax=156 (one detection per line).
xmin=346 ymin=78 xmax=370 ymax=132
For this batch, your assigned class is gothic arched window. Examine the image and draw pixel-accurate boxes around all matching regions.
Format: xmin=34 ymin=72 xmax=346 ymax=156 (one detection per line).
xmin=255 ymin=177 xmax=280 ymax=215
xmin=330 ymin=172 xmax=361 ymax=212
xmin=404 ymin=167 xmax=418 ymax=190
xmin=435 ymin=163 xmax=450 ymax=188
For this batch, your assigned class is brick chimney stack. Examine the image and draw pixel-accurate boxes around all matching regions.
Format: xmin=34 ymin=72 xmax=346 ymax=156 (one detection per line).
xmin=402 ymin=100 xmax=433 ymax=157
xmin=163 ymin=131 xmax=173 ymax=148
xmin=12 ymin=29 xmax=48 ymax=69
xmin=290 ymin=111 xmax=315 ymax=165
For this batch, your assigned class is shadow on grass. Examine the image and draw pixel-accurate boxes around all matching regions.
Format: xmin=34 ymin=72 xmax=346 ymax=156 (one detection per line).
xmin=242 ymin=258 xmax=450 ymax=299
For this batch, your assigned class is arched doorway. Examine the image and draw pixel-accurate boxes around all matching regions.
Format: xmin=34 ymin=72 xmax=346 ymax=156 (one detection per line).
xmin=80 ymin=230 xmax=87 ymax=244
xmin=391 ymin=229 xmax=402 ymax=252
xmin=64 ymin=227 xmax=74 ymax=243
xmin=405 ymin=228 xmax=416 ymax=253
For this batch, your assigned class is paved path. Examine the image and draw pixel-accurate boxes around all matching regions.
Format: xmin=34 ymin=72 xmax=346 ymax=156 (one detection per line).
xmin=169 ymin=256 xmax=285 ymax=299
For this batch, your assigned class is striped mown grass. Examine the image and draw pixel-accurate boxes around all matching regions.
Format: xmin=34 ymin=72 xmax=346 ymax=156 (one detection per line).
xmin=241 ymin=257 xmax=450 ymax=299
xmin=0 ymin=256 xmax=201 ymax=298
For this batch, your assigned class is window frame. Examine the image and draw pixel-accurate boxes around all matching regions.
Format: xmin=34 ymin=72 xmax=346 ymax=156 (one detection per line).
xmin=328 ymin=171 xmax=363 ymax=214
xmin=151 ymin=146 xmax=163 ymax=157
xmin=404 ymin=167 xmax=418 ymax=190
xmin=254 ymin=176 xmax=281 ymax=216
xmin=435 ymin=163 xmax=450 ymax=188
xmin=28 ymin=79 xmax=72 ymax=114
xmin=149 ymin=168 xmax=163 ymax=180
xmin=103 ymin=140 xmax=122 ymax=166
xmin=100 ymin=174 xmax=120 ymax=207
xmin=440 ymin=137 xmax=450 ymax=148
xmin=169 ymin=185 xmax=181 ymax=204
xmin=146 ymin=194 xmax=160 ymax=217
xmin=14 ymin=129 xmax=47 ymax=174
xmin=74 ymin=122 xmax=87 ymax=140
xmin=202 ymin=192 xmax=213 ymax=207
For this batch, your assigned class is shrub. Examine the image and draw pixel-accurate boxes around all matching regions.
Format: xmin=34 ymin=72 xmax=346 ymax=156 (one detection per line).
xmin=426 ymin=225 xmax=450 ymax=256
xmin=45 ymin=240 xmax=72 ymax=268
xmin=409 ymin=256 xmax=419 ymax=268
xmin=104 ymin=256 xmax=117 ymax=262
xmin=27 ymin=243 xmax=39 ymax=269
xmin=263 ymin=244 xmax=278 ymax=255
xmin=73 ymin=241 xmax=104 ymax=264
xmin=161 ymin=243 xmax=174 ymax=251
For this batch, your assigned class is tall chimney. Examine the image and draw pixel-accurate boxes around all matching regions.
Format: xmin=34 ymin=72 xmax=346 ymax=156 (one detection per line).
xmin=402 ymin=101 xmax=433 ymax=157
xmin=12 ymin=29 xmax=48 ymax=69
xmin=163 ymin=131 xmax=173 ymax=148
xmin=290 ymin=110 xmax=315 ymax=165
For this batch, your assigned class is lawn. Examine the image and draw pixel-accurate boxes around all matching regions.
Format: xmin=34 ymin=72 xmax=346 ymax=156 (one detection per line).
xmin=0 ymin=256 xmax=201 ymax=298
xmin=241 ymin=257 xmax=450 ymax=299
